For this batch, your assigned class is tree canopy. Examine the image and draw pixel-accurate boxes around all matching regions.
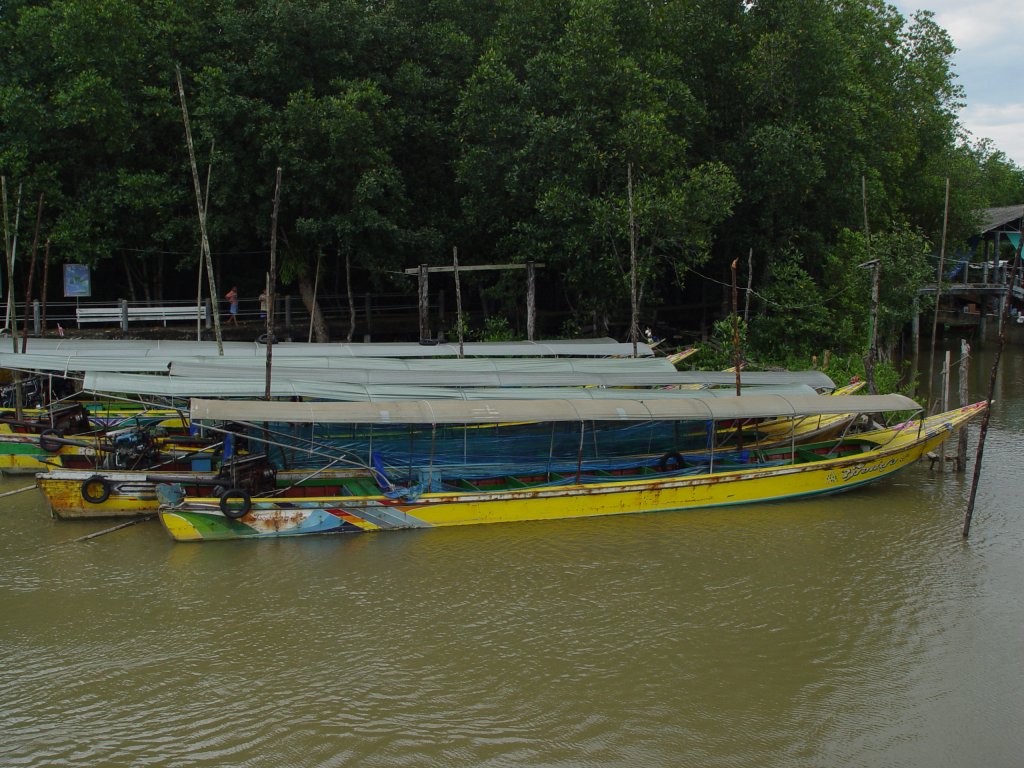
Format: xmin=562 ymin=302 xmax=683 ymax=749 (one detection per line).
xmin=2 ymin=0 xmax=1022 ymax=351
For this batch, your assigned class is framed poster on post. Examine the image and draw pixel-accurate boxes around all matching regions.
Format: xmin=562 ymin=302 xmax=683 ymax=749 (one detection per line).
xmin=63 ymin=264 xmax=91 ymax=298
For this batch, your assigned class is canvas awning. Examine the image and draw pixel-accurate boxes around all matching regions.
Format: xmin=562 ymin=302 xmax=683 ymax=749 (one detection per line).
xmin=189 ymin=393 xmax=920 ymax=425
xmin=2 ymin=337 xmax=655 ymax=359
xmin=82 ymin=372 xmax=820 ymax=401
xmin=166 ymin=362 xmax=836 ymax=389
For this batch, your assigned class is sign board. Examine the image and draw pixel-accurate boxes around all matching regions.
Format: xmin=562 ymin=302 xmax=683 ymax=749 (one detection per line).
xmin=63 ymin=264 xmax=91 ymax=298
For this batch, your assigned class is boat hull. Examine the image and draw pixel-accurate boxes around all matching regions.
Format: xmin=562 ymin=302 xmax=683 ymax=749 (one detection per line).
xmin=39 ymin=467 xmax=372 ymax=519
xmin=159 ymin=403 xmax=984 ymax=542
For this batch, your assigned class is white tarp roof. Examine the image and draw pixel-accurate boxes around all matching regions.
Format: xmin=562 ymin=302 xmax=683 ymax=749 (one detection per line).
xmin=165 ymin=362 xmax=835 ymax=389
xmin=190 ymin=393 xmax=920 ymax=425
xmin=5 ymin=337 xmax=655 ymax=359
xmin=83 ymin=372 xmax=820 ymax=401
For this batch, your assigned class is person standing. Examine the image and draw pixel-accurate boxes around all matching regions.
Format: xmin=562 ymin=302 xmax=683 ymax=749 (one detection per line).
xmin=225 ymin=286 xmax=239 ymax=325
xmin=259 ymin=290 xmax=268 ymax=320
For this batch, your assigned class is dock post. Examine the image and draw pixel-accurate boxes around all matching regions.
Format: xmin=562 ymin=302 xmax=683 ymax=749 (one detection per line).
xmin=957 ymin=338 xmax=970 ymax=471
xmin=32 ymin=300 xmax=40 ymax=336
xmin=527 ymin=261 xmax=536 ymax=341
xmin=120 ymin=299 xmax=128 ymax=333
xmin=418 ymin=264 xmax=429 ymax=340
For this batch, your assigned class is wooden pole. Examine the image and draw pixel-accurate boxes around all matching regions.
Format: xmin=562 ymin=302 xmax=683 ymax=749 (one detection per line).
xmin=957 ymin=338 xmax=970 ymax=471
xmin=963 ymin=236 xmax=1023 ymax=537
xmin=743 ymin=248 xmax=753 ymax=324
xmin=939 ymin=349 xmax=950 ymax=466
xmin=526 ymin=260 xmax=536 ymax=341
xmin=345 ymin=249 xmax=355 ymax=342
xmin=21 ymin=193 xmax=42 ymax=353
xmin=72 ymin=516 xmax=155 ymax=542
xmin=418 ymin=264 xmax=429 ymax=341
xmin=307 ymin=252 xmax=321 ymax=344
xmin=731 ymin=258 xmax=741 ymax=396
xmin=627 ymin=163 xmax=639 ymax=358
xmin=3 ymin=180 xmax=22 ymax=351
xmin=860 ymin=258 xmax=880 ymax=395
xmin=197 ymin=140 xmax=214 ymax=341
xmin=861 ymin=176 xmax=878 ymax=394
xmin=454 ymin=247 xmax=464 ymax=358
xmin=175 ymin=65 xmax=223 ymax=355
xmin=40 ymin=238 xmax=50 ymax=335
xmin=264 ymin=167 xmax=281 ymax=400
xmin=927 ymin=177 xmax=951 ymax=413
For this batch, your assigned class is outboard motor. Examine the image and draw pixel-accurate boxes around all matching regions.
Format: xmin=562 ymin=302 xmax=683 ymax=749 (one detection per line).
xmin=111 ymin=428 xmax=159 ymax=469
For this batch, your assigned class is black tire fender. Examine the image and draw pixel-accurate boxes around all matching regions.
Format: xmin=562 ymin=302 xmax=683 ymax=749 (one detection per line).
xmin=39 ymin=428 xmax=64 ymax=453
xmin=81 ymin=475 xmax=112 ymax=504
xmin=658 ymin=451 xmax=685 ymax=474
xmin=219 ymin=488 xmax=251 ymax=520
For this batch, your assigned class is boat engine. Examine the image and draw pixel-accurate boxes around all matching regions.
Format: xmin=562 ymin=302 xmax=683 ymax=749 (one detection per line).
xmin=110 ymin=428 xmax=160 ymax=469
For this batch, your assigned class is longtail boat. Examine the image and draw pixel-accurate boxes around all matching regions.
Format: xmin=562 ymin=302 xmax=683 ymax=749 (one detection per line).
xmin=158 ymin=395 xmax=985 ymax=542
xmin=36 ymin=385 xmax=859 ymax=519
xmin=37 ymin=454 xmax=364 ymax=519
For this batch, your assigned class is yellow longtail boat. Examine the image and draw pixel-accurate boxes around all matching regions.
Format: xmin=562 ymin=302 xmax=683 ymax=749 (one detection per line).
xmin=158 ymin=394 xmax=985 ymax=542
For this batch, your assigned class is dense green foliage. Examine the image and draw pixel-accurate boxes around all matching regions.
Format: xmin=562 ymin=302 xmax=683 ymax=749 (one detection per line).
xmin=2 ymin=0 xmax=1023 ymax=351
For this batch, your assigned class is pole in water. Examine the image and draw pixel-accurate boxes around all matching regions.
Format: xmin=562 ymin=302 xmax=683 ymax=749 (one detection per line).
xmin=963 ymin=236 xmax=1022 ymax=537
xmin=72 ymin=515 xmax=155 ymax=543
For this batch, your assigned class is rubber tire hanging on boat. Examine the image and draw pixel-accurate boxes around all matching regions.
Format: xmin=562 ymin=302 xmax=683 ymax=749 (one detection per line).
xmin=658 ymin=451 xmax=685 ymax=473
xmin=39 ymin=428 xmax=64 ymax=453
xmin=81 ymin=475 xmax=111 ymax=504
xmin=219 ymin=488 xmax=251 ymax=519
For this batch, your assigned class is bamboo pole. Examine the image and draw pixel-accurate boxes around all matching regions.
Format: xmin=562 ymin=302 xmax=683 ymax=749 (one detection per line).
xmin=0 ymin=484 xmax=36 ymax=499
xmin=939 ymin=349 xmax=950 ymax=466
xmin=454 ymin=247 xmax=464 ymax=358
xmin=21 ymin=194 xmax=43 ymax=353
xmin=345 ymin=250 xmax=355 ymax=342
xmin=4 ymin=180 xmax=22 ymax=351
xmin=861 ymin=176 xmax=878 ymax=395
xmin=197 ymin=140 xmax=214 ymax=341
xmin=731 ymin=258 xmax=741 ymax=396
xmin=963 ymin=236 xmax=1023 ymax=537
xmin=743 ymin=248 xmax=753 ymax=324
xmin=175 ymin=65 xmax=223 ymax=355
xmin=265 ymin=166 xmax=281 ymax=401
xmin=627 ymin=163 xmax=639 ymax=358
xmin=957 ymin=338 xmax=970 ymax=471
xmin=927 ymin=177 xmax=951 ymax=413
xmin=40 ymin=238 xmax=50 ymax=335
xmin=526 ymin=261 xmax=536 ymax=341
xmin=307 ymin=252 xmax=321 ymax=343
xmin=72 ymin=516 xmax=155 ymax=542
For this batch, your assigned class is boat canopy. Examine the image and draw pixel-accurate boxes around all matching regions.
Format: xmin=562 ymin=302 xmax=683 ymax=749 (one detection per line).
xmin=165 ymin=362 xmax=836 ymax=389
xmin=190 ymin=393 xmax=921 ymax=425
xmin=3 ymin=337 xmax=654 ymax=359
xmin=0 ymin=351 xmax=676 ymax=375
xmin=83 ymin=371 xmax=820 ymax=401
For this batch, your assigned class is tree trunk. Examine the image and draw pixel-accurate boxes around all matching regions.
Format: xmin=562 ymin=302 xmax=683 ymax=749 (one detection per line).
xmin=298 ymin=270 xmax=329 ymax=342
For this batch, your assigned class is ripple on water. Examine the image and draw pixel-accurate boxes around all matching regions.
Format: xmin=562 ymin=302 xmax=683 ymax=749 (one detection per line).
xmin=2 ymin=395 xmax=1024 ymax=767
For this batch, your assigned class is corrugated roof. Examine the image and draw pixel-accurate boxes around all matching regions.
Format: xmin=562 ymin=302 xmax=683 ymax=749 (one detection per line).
xmin=0 ymin=351 xmax=675 ymax=375
xmin=5 ymin=337 xmax=655 ymax=359
xmin=166 ymin=362 xmax=835 ymax=389
xmin=190 ymin=393 xmax=920 ymax=424
xmin=82 ymin=372 xmax=819 ymax=400
xmin=979 ymin=205 xmax=1024 ymax=233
